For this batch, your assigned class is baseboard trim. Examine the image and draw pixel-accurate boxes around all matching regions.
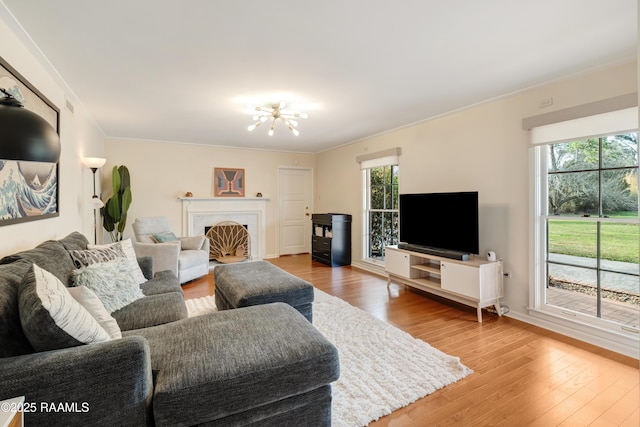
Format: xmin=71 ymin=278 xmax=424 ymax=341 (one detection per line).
xmin=505 ymin=309 xmax=639 ymax=360
xmin=309 ymin=257 xmax=638 ymax=360
xmin=350 ymin=260 xmax=386 ymax=277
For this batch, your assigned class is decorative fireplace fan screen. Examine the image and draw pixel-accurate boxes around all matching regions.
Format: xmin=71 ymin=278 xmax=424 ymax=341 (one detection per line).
xmin=205 ymin=221 xmax=251 ymax=264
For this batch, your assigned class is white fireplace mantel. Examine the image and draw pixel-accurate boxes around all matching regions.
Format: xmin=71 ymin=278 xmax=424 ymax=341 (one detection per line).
xmin=179 ymin=197 xmax=269 ymax=260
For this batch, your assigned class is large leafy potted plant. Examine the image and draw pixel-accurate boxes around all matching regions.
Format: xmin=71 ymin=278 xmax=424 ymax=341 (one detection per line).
xmin=101 ymin=165 xmax=132 ymax=242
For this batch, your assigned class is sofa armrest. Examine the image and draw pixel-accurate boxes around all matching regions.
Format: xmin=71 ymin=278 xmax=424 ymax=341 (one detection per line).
xmin=133 ymin=241 xmax=180 ymax=276
xmin=0 ymin=336 xmax=152 ymax=426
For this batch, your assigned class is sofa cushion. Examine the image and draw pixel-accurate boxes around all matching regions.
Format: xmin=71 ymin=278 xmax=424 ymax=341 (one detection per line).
xmin=1 ymin=239 xmax=77 ymax=286
xmin=133 ymin=216 xmax=172 ymax=243
xmin=71 ymin=258 xmax=145 ymax=313
xmin=88 ymin=239 xmax=147 ymax=285
xmin=68 ymin=286 xmax=122 ymax=339
xmin=19 ymin=264 xmax=111 ymax=352
xmin=125 ymin=303 xmax=339 ymax=426
xmin=0 ymin=261 xmax=34 ymax=357
xmin=57 ymin=231 xmax=90 ymax=251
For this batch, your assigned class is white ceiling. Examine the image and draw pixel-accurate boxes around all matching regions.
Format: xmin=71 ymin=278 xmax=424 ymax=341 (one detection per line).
xmin=2 ymin=0 xmax=637 ymax=153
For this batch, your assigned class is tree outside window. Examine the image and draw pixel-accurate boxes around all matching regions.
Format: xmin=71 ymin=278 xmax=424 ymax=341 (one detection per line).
xmin=545 ymin=133 xmax=639 ymax=328
xmin=364 ymin=165 xmax=399 ymax=261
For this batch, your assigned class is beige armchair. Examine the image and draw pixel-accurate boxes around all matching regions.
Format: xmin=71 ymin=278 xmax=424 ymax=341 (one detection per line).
xmin=132 ymin=216 xmax=209 ymax=284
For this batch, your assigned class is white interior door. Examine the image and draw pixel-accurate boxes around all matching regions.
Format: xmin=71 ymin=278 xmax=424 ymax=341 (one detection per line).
xmin=278 ymin=167 xmax=313 ymax=255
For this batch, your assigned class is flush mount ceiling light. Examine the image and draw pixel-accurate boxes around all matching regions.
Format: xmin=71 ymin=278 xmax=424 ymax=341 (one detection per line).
xmin=247 ymin=102 xmax=308 ymax=136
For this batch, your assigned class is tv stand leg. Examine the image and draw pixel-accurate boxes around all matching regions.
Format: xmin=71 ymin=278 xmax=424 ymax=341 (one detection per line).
xmin=477 ymin=306 xmax=483 ymax=323
xmin=386 ymin=275 xmax=391 ymax=287
xmin=494 ymin=302 xmax=502 ymax=317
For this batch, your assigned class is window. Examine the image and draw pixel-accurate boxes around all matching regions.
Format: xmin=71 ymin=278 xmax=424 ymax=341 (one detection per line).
xmin=526 ymin=98 xmax=639 ymax=352
xmin=544 ymin=134 xmax=639 ymax=327
xmin=534 ymin=132 xmax=639 ymax=336
xmin=363 ymin=164 xmax=399 ymax=263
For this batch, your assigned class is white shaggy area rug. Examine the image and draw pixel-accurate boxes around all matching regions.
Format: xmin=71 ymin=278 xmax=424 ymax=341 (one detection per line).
xmin=186 ymin=289 xmax=472 ymax=427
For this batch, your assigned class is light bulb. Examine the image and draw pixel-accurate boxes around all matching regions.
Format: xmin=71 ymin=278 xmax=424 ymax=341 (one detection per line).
xmin=292 ymin=128 xmax=299 ymax=136
xmin=260 ymin=116 xmax=269 ymax=123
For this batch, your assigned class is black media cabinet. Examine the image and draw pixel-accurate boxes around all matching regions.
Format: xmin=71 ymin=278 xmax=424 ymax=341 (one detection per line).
xmin=311 ymin=213 xmax=352 ymax=267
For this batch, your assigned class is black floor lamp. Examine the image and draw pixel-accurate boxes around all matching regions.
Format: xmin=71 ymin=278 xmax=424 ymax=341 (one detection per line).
xmin=82 ymin=157 xmax=107 ymax=244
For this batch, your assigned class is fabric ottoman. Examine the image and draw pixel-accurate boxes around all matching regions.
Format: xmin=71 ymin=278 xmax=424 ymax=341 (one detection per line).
xmin=214 ymin=261 xmax=315 ymax=322
xmin=126 ymin=303 xmax=340 ymax=426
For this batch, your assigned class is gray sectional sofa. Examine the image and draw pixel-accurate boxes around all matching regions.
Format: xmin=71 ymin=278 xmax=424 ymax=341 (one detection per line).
xmin=0 ymin=232 xmax=339 ymax=426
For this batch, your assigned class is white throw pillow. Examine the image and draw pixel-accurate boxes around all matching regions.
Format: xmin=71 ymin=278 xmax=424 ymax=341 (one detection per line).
xmin=19 ymin=264 xmax=111 ymax=352
xmin=71 ymin=258 xmax=145 ymax=313
xmin=67 ymin=286 xmax=122 ymax=339
xmin=88 ymin=239 xmax=147 ymax=285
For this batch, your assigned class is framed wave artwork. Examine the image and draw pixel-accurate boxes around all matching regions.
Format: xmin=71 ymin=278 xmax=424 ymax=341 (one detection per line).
xmin=0 ymin=56 xmax=60 ymax=226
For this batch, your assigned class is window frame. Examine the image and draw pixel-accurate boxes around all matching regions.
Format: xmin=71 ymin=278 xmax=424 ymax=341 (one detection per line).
xmin=362 ymin=163 xmax=399 ymax=265
xmin=530 ymin=135 xmax=639 ymax=345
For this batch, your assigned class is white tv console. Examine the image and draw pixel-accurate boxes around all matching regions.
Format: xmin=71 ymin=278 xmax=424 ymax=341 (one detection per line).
xmin=385 ymin=245 xmax=503 ymax=323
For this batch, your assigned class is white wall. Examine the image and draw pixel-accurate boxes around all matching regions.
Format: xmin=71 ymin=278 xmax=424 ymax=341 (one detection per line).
xmin=316 ymin=61 xmax=637 ymax=320
xmin=0 ymin=6 xmax=105 ymax=257
xmin=103 ymin=138 xmax=316 ymax=257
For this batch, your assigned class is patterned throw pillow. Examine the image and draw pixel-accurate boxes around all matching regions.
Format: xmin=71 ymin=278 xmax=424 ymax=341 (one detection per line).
xmin=68 ymin=245 xmax=126 ymax=269
xmin=71 ymin=258 xmax=145 ymax=313
xmin=87 ymin=239 xmax=147 ymax=285
xmin=19 ymin=264 xmax=111 ymax=352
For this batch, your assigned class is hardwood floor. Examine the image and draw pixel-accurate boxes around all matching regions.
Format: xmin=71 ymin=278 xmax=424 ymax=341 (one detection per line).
xmin=182 ymin=255 xmax=639 ymax=427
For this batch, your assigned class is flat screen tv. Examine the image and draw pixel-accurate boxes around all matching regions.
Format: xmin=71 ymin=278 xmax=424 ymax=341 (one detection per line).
xmin=399 ymin=191 xmax=479 ymax=256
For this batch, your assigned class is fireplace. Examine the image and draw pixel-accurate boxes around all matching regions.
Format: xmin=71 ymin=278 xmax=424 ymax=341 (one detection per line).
xmin=180 ymin=197 xmax=268 ymax=260
xmin=205 ymin=222 xmax=250 ymax=262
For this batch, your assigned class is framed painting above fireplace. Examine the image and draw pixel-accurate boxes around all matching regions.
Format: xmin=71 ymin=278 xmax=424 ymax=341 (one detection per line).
xmin=214 ymin=168 xmax=245 ymax=197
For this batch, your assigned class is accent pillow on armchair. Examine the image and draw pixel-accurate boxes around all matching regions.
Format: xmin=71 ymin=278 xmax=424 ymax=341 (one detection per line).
xmin=132 ymin=216 xmax=209 ymax=284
